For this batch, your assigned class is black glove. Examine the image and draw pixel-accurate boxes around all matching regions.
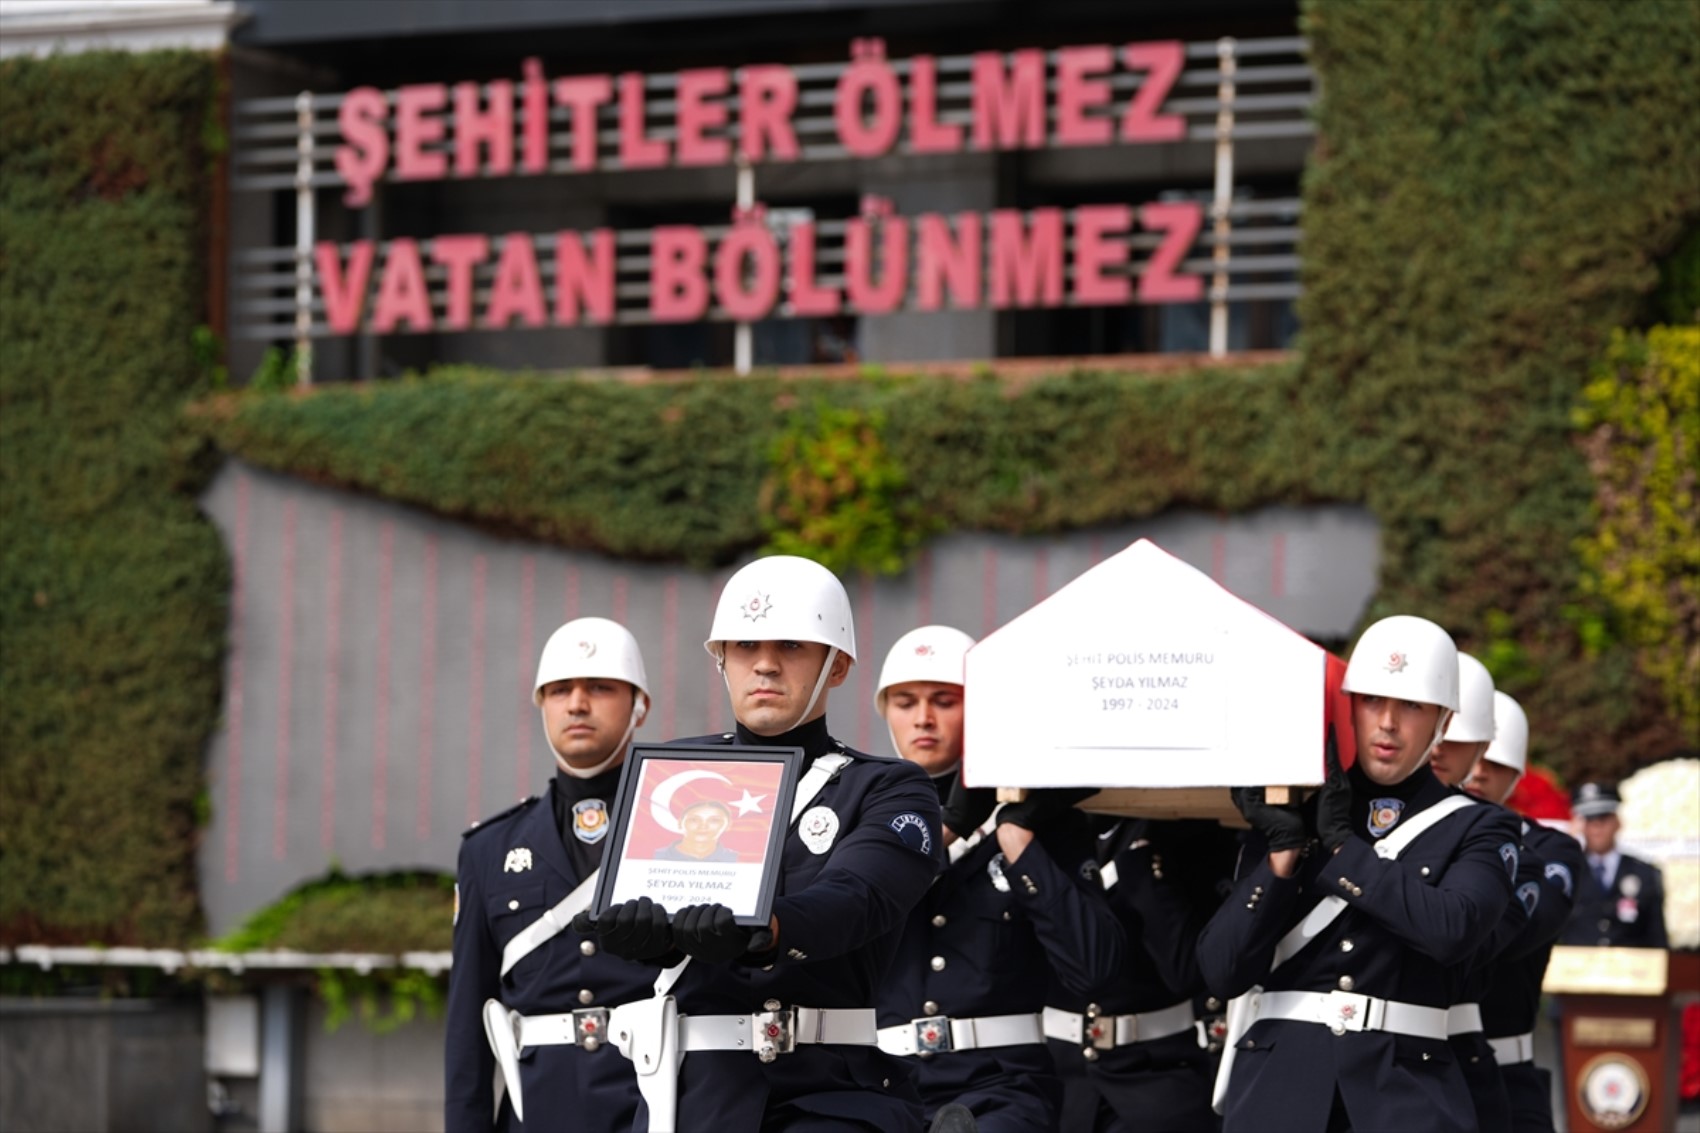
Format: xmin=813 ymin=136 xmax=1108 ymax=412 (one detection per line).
xmin=672 ymin=903 xmax=775 ymax=964
xmin=571 ymin=897 xmax=674 ymax=961
xmin=1311 ymin=731 xmax=1354 ymax=852
xmin=997 ymin=787 xmax=1097 ymax=832
xmin=1231 ymin=787 xmax=1308 ymax=852
xmin=940 ymin=777 xmax=998 ymax=839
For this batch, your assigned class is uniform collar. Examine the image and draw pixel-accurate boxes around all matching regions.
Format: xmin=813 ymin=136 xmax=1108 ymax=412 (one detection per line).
xmin=733 ymin=714 xmax=836 ymax=760
xmin=515 ymin=780 xmax=579 ymax=886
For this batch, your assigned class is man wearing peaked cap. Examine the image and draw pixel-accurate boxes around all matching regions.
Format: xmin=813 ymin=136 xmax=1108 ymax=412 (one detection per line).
xmin=1561 ymin=782 xmax=1667 ymax=949
xmin=1466 ymin=692 xmax=1588 ymax=1133
xmin=872 ymin=625 xmax=1127 ymax=1132
xmin=445 ymin=617 xmax=659 ymax=1133
xmin=1200 ymin=614 xmax=1521 ymax=1133
xmin=575 ymin=555 xmax=945 ymax=1133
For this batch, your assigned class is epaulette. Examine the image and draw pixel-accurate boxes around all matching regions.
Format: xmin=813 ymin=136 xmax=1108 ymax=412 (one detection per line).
xmin=462 ymin=794 xmax=540 ymax=839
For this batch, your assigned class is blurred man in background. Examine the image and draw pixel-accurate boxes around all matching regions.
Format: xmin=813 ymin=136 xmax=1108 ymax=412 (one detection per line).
xmin=1561 ymin=782 xmax=1667 ymax=949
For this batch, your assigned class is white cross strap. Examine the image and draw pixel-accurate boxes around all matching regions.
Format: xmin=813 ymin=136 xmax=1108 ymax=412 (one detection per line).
xmin=501 ymin=870 xmax=600 ymax=978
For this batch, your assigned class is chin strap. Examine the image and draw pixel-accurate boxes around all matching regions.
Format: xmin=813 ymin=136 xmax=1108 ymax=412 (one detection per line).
xmin=713 ymin=645 xmax=842 ymax=735
xmin=1418 ymin=708 xmax=1456 ymax=766
xmin=546 ymin=696 xmax=648 ymax=779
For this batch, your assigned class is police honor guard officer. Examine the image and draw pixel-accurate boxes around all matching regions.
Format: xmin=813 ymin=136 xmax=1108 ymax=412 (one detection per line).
xmin=1561 ymin=781 xmax=1668 ymax=950
xmin=1466 ymin=692 xmax=1586 ymax=1133
xmin=577 ymin=555 xmax=945 ymax=1132
xmin=1047 ymin=815 xmax=1237 ymax=1133
xmin=445 ymin=618 xmax=659 ymax=1132
xmin=1200 ymin=615 xmax=1520 ymax=1133
xmin=872 ymin=626 xmax=1127 ymax=1132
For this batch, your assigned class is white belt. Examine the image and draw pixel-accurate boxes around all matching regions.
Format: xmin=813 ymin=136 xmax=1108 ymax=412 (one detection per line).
xmin=1251 ymin=990 xmax=1449 ymax=1040
xmin=1489 ymin=1032 xmax=1535 ymax=1065
xmin=515 ymin=1006 xmax=615 ymax=1050
xmin=1042 ymin=1000 xmax=1196 ymax=1048
xmin=877 ymin=1012 xmax=1043 ymax=1057
xmin=1446 ymin=1003 xmax=1483 ymax=1036
xmin=678 ymin=1006 xmax=878 ymax=1056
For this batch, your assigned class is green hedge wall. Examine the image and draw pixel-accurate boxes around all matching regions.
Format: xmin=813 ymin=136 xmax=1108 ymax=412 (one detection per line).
xmin=0 ymin=52 xmax=227 ymax=945
xmin=198 ymin=0 xmax=1700 ymax=785
xmin=1296 ymin=0 xmax=1700 ymax=771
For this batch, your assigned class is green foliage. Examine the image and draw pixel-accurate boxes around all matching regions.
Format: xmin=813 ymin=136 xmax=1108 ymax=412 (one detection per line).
xmin=212 ymin=868 xmax=453 ymax=955
xmin=213 ymin=867 xmax=452 ymax=1033
xmin=1574 ymin=327 xmax=1700 ymax=740
xmin=0 ymin=51 xmax=227 ymax=946
xmin=762 ymin=401 xmax=936 ymax=574
xmin=1298 ymin=0 xmax=1700 ymax=780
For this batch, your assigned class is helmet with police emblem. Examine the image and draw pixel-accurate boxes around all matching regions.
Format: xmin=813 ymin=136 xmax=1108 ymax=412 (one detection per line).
xmin=1482 ymin=691 xmax=1529 ymax=776
xmin=1443 ymin=653 xmax=1497 ymax=742
xmin=875 ymin=625 xmax=976 ymax=714
xmin=534 ymin=616 xmax=651 ymax=711
xmin=1341 ymin=614 xmax=1461 ymax=712
xmin=704 ymin=555 xmax=857 ymax=663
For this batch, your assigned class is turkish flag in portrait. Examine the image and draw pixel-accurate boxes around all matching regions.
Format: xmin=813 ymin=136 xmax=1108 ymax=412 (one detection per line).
xmin=621 ymin=757 xmax=787 ymax=862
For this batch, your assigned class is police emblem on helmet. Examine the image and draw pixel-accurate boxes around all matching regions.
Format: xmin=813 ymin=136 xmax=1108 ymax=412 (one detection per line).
xmin=576 ymin=640 xmax=596 ymax=657
xmin=914 ymin=644 xmax=934 ymax=656
xmin=1385 ymin=652 xmax=1408 ymax=674
xmin=742 ymin=592 xmax=773 ymax=621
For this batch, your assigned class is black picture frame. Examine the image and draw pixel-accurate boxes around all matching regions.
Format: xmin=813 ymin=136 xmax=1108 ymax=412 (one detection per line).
xmin=592 ymin=744 xmax=804 ymax=927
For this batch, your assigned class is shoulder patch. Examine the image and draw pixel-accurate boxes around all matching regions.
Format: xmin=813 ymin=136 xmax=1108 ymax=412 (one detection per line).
xmin=1499 ymin=842 xmax=1519 ymax=879
xmin=1544 ymin=861 xmax=1574 ymax=899
xmin=462 ymin=795 xmax=539 ymax=839
xmin=1516 ymin=881 xmax=1541 ymax=915
xmin=889 ymin=812 xmax=935 ymax=856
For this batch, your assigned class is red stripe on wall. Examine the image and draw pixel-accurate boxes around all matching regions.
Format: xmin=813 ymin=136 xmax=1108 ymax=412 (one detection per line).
xmin=857 ymin=573 xmax=875 ymax=752
xmin=413 ymin=535 xmax=439 ymax=844
xmin=662 ymin=576 xmax=679 ymax=739
xmin=706 ymin=572 xmax=727 ymax=735
xmin=518 ymin=555 xmax=536 ymax=797
xmin=982 ymin=547 xmax=999 ymax=637
xmin=469 ymin=555 xmax=488 ymax=823
xmin=1089 ymin=533 xmax=1105 ymax=566
xmin=1034 ymin=546 xmax=1050 ymax=605
xmin=1211 ymin=533 xmax=1226 ymax=584
xmin=917 ymin=548 xmax=933 ymax=626
xmin=565 ymin=563 xmax=580 ymax=621
xmin=273 ymin=499 xmax=298 ymax=862
xmin=612 ymin=574 xmax=629 ymax=624
xmin=320 ymin=510 xmax=343 ymax=854
xmin=1271 ymin=533 xmax=1287 ymax=598
xmin=224 ymin=472 xmax=251 ymax=884
xmin=373 ymin=522 xmax=393 ymax=851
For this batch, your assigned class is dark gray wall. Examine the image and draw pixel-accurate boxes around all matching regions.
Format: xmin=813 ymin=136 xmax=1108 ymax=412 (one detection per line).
xmin=0 ymin=999 xmax=210 ymax=1133
xmin=196 ymin=460 xmax=1378 ymax=934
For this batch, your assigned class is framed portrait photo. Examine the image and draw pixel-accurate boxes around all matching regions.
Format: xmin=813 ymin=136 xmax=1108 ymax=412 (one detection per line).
xmin=592 ymin=744 xmax=804 ymax=927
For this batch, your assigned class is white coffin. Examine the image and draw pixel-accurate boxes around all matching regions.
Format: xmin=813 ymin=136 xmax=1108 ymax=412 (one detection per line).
xmin=964 ymin=538 xmax=1336 ymax=791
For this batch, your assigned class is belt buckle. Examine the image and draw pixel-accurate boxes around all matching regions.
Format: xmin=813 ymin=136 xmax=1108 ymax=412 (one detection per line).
xmin=572 ymin=1007 xmax=609 ymax=1051
xmin=913 ymin=1015 xmax=954 ymax=1056
xmin=1086 ymin=1015 xmax=1117 ymax=1050
xmin=753 ymin=1005 xmax=796 ymax=1063
xmin=1325 ymin=991 xmax=1368 ymax=1035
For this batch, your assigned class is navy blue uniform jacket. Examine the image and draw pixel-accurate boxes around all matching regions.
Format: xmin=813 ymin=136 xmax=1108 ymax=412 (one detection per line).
xmin=655 ymin=718 xmax=943 ymax=1132
xmin=445 ymin=775 xmax=663 ymax=1133
xmin=1198 ymin=766 xmax=1518 ymax=1133
xmin=1561 ymin=850 xmax=1667 ymax=949
xmin=1051 ymin=818 xmax=1236 ymax=1133
xmin=879 ymin=799 xmax=1125 ymax=1132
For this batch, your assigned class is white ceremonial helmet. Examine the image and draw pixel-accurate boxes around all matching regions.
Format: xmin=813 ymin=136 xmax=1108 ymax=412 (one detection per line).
xmin=533 ymin=617 xmax=650 ymax=778
xmin=1341 ymin=614 xmax=1461 ymax=712
xmin=875 ymin=625 xmax=976 ymax=714
xmin=704 ymin=555 xmax=856 ymax=733
xmin=704 ymin=555 xmax=857 ymax=663
xmin=1481 ymin=691 xmax=1529 ymax=777
xmin=1342 ymin=614 xmax=1460 ymax=759
xmin=1443 ymin=652 xmax=1497 ymax=743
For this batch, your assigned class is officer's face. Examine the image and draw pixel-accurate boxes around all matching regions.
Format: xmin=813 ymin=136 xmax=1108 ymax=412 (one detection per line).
xmin=1465 ymin=759 xmax=1520 ymax=804
xmin=540 ymin=678 xmax=638 ymax=769
xmin=1429 ymin=740 xmax=1487 ymax=788
xmin=1351 ymin=694 xmax=1445 ymax=786
xmin=1581 ymin=813 xmax=1619 ymax=855
xmin=722 ymin=640 xmax=851 ymax=736
xmin=883 ymin=681 xmax=965 ymax=776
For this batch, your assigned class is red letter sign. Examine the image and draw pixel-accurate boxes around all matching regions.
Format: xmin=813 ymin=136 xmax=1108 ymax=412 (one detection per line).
xmin=651 ymin=227 xmax=709 ymax=321
xmin=1071 ymin=205 xmax=1132 ymax=305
